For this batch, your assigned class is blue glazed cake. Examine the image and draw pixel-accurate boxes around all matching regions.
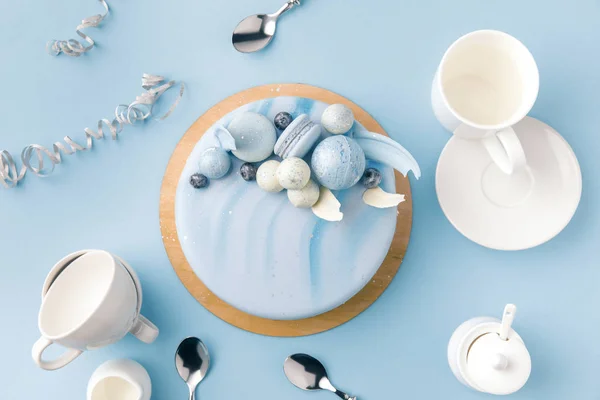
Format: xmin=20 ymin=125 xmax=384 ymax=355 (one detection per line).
xmin=175 ymin=97 xmax=406 ymax=320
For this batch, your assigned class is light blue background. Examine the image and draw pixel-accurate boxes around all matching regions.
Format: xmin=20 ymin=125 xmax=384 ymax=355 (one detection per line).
xmin=0 ymin=0 xmax=598 ymax=398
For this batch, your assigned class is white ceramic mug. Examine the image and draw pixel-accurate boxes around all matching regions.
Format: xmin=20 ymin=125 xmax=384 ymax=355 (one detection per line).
xmin=432 ymin=30 xmax=539 ymax=174
xmin=32 ymin=250 xmax=159 ymax=370
xmin=87 ymin=359 xmax=152 ymax=400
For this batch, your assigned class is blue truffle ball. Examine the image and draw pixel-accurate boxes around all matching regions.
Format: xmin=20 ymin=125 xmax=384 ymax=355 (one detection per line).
xmin=190 ymin=173 xmax=209 ymax=189
xmin=362 ymin=168 xmax=382 ymax=189
xmin=227 ymin=112 xmax=277 ymax=162
xmin=274 ymin=112 xmax=293 ymax=130
xmin=311 ymin=136 xmax=366 ymax=190
xmin=198 ymin=147 xmax=231 ymax=179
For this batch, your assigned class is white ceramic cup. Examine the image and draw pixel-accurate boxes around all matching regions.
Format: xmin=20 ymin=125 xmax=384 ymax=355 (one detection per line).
xmin=32 ymin=250 xmax=159 ymax=371
xmin=87 ymin=359 xmax=152 ymax=400
xmin=432 ymin=30 xmax=539 ymax=175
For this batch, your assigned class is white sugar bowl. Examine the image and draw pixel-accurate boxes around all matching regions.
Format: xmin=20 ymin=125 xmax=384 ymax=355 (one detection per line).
xmin=448 ymin=304 xmax=531 ymax=395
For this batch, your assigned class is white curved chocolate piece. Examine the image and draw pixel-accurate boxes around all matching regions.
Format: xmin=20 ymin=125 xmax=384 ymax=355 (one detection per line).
xmin=213 ymin=126 xmax=237 ymax=151
xmin=311 ymin=187 xmax=343 ymax=221
xmin=363 ymin=186 xmax=405 ymax=208
xmin=353 ymin=130 xmax=421 ymax=179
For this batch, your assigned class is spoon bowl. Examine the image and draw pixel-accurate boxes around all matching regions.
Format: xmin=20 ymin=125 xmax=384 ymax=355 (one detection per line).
xmin=232 ymin=0 xmax=300 ymax=53
xmin=284 ymin=354 xmax=356 ymax=400
xmin=232 ymin=14 xmax=276 ymax=53
xmin=175 ymin=337 xmax=210 ymax=400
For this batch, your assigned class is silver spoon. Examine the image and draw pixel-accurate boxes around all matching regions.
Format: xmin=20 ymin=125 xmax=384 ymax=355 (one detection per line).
xmin=284 ymin=354 xmax=357 ymax=400
xmin=175 ymin=337 xmax=210 ymax=400
xmin=232 ymin=0 xmax=301 ymax=53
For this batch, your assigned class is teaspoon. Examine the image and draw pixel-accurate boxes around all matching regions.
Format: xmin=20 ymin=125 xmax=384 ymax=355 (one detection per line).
xmin=175 ymin=337 xmax=210 ymax=400
xmin=284 ymin=353 xmax=357 ymax=400
xmin=232 ymin=0 xmax=301 ymax=53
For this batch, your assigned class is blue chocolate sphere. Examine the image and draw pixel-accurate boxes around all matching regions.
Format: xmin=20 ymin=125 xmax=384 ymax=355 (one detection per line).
xmin=198 ymin=147 xmax=231 ymax=179
xmin=311 ymin=136 xmax=366 ymax=190
xmin=227 ymin=112 xmax=277 ymax=162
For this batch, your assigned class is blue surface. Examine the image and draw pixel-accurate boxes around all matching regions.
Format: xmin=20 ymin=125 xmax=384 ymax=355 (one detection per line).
xmin=0 ymin=0 xmax=598 ymax=399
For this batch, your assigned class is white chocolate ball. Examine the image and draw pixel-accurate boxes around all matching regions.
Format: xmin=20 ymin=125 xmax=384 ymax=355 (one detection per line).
xmin=257 ymin=160 xmax=283 ymax=192
xmin=288 ymin=179 xmax=320 ymax=208
xmin=321 ymin=104 xmax=354 ymax=135
xmin=276 ymin=157 xmax=311 ymax=190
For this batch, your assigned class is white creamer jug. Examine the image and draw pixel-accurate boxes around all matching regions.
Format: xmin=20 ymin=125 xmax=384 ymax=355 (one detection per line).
xmin=88 ymin=359 xmax=152 ymax=400
xmin=32 ymin=250 xmax=159 ymax=370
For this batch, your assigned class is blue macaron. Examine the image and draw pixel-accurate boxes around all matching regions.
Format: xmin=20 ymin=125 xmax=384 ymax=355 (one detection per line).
xmin=274 ymin=114 xmax=322 ymax=159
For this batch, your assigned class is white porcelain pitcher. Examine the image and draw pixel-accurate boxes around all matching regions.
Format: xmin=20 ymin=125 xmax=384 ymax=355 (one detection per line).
xmin=88 ymin=359 xmax=152 ymax=400
xmin=32 ymin=250 xmax=159 ymax=370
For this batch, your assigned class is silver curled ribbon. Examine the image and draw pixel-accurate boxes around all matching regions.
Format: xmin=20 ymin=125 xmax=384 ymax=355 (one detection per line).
xmin=0 ymin=74 xmax=184 ymax=189
xmin=46 ymin=0 xmax=109 ymax=57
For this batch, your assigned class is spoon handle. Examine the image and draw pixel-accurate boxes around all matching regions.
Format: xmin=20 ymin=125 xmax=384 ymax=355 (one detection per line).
xmin=188 ymin=390 xmax=196 ymax=400
xmin=273 ymin=0 xmax=301 ymax=18
xmin=335 ymin=390 xmax=356 ymax=400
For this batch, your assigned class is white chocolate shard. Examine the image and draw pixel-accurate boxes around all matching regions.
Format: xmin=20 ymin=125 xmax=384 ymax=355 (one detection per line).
xmin=363 ymin=187 xmax=405 ymax=208
xmin=312 ymin=187 xmax=343 ymax=221
xmin=213 ymin=126 xmax=237 ymax=151
xmin=353 ymin=130 xmax=421 ymax=179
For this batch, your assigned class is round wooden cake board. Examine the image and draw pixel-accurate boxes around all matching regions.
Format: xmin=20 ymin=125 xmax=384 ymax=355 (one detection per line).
xmin=160 ymin=83 xmax=412 ymax=337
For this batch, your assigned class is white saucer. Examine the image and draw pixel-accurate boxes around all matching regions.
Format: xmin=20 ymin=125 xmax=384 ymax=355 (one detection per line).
xmin=436 ymin=117 xmax=582 ymax=250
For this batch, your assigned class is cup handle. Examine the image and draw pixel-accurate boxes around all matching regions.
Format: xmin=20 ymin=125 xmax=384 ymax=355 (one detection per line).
xmin=32 ymin=337 xmax=82 ymax=370
xmin=453 ymin=123 xmax=489 ymax=140
xmin=482 ymin=127 xmax=527 ymax=175
xmin=130 ymin=314 xmax=159 ymax=344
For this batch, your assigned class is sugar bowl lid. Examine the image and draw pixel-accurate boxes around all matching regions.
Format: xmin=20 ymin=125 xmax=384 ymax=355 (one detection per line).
xmin=466 ymin=305 xmax=531 ymax=395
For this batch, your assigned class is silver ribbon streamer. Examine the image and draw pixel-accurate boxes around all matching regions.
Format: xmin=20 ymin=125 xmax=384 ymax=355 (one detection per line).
xmin=0 ymin=74 xmax=184 ymax=189
xmin=46 ymin=0 xmax=110 ymax=57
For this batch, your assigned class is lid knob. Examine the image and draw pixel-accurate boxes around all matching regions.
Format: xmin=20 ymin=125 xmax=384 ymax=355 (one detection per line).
xmin=491 ymin=353 xmax=509 ymax=370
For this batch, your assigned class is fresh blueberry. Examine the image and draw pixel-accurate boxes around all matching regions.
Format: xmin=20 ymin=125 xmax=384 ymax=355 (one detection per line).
xmin=362 ymin=168 xmax=382 ymax=189
xmin=240 ymin=162 xmax=257 ymax=181
xmin=190 ymin=173 xmax=209 ymax=189
xmin=274 ymin=112 xmax=293 ymax=130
